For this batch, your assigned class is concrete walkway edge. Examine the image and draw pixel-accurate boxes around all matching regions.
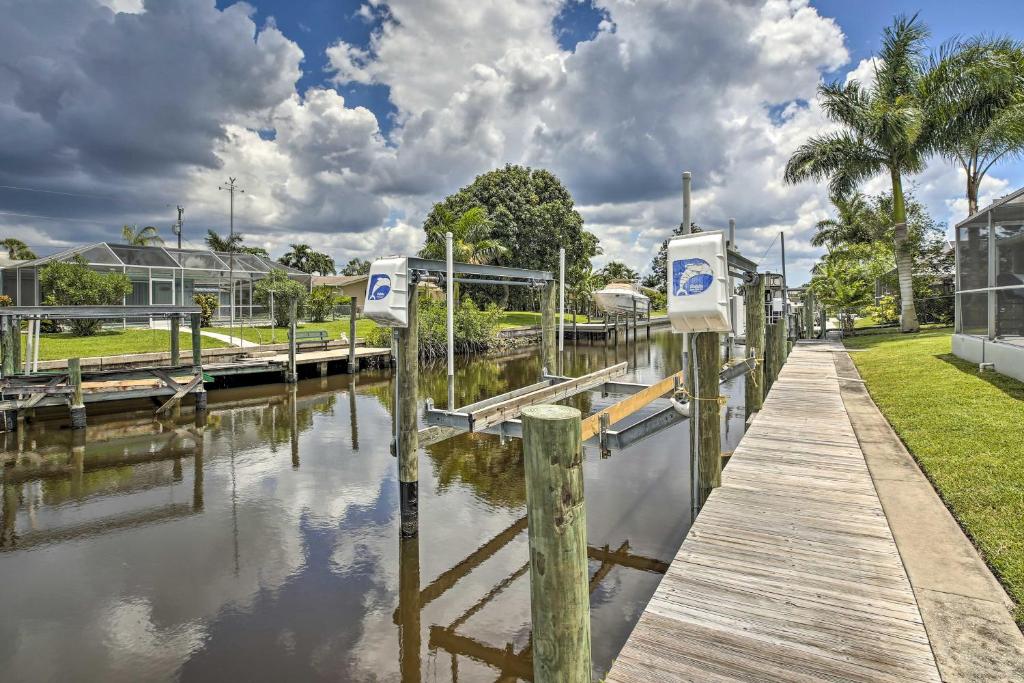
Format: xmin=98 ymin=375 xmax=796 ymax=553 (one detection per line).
xmin=834 ymin=349 xmax=1024 ymax=682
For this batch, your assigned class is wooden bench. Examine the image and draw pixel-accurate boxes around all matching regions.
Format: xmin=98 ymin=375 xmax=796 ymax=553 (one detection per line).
xmin=289 ymin=329 xmax=329 ymax=349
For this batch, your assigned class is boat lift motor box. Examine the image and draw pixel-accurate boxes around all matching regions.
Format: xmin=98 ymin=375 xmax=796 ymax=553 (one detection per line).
xmin=363 ymin=257 xmax=410 ymax=328
xmin=667 ymin=231 xmax=732 ymax=333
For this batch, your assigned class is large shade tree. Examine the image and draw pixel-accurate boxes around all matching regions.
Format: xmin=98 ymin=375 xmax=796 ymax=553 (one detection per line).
xmin=422 ymin=165 xmax=600 ymax=308
xmin=785 ymin=14 xmax=931 ymax=332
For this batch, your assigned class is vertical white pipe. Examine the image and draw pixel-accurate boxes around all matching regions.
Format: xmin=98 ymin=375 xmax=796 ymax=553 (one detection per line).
xmin=728 ymin=218 xmax=737 ymax=358
xmin=446 ymin=231 xmax=455 ymax=409
xmin=23 ymin=319 xmax=31 ymax=375
xmin=33 ymin=317 xmax=40 ymax=373
xmin=558 ymin=247 xmax=565 ymax=354
xmin=682 ymin=172 xmax=692 ymax=235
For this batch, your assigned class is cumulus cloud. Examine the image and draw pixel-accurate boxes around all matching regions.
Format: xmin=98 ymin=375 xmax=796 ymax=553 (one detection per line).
xmin=0 ymin=0 xmax=1010 ymax=281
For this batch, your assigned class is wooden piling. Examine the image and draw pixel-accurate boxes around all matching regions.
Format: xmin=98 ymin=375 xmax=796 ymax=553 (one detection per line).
xmin=764 ymin=321 xmax=779 ymax=396
xmin=68 ymin=357 xmax=86 ymax=429
xmin=690 ymin=332 xmax=722 ymax=507
xmin=540 ymin=281 xmax=557 ymax=373
xmin=398 ymin=532 xmax=421 ymax=682
xmin=396 ymin=282 xmax=420 ymax=537
xmin=170 ymin=314 xmax=180 ymax=366
xmin=348 ymin=295 xmax=358 ymax=374
xmin=286 ymin=301 xmax=298 ymax=383
xmin=743 ymin=275 xmax=765 ymax=418
xmin=190 ymin=313 xmax=207 ymax=412
xmin=521 ymin=404 xmax=591 ymax=683
xmin=1 ymin=315 xmax=14 ymax=377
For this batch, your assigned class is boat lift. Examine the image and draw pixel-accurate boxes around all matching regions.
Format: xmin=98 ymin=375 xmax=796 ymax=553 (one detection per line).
xmin=403 ymin=236 xmax=760 ymax=454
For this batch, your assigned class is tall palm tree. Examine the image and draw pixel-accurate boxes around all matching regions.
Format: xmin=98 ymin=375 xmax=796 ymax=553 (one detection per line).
xmin=307 ymin=251 xmax=336 ymax=276
xmin=205 ymin=229 xmax=242 ymax=252
xmin=569 ymin=263 xmax=601 ymax=321
xmin=922 ymin=36 xmax=1024 ymax=215
xmin=121 ymin=224 xmax=164 ymax=247
xmin=420 ymin=207 xmax=508 ymax=265
xmin=598 ymin=260 xmax=639 ymax=282
xmin=786 ymin=14 xmax=930 ymax=332
xmin=812 ymin=192 xmax=874 ymax=252
xmin=1 ymin=238 xmax=36 ymax=260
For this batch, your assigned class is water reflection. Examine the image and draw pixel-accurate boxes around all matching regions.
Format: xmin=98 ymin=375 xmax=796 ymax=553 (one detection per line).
xmin=0 ymin=330 xmax=747 ymax=681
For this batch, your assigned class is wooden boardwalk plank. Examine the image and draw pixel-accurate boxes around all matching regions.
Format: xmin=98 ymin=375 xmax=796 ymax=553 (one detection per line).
xmin=606 ymin=341 xmax=941 ymax=682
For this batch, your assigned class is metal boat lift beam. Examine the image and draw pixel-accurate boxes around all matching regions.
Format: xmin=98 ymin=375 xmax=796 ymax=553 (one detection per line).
xmin=407 ymin=258 xmax=553 ymax=282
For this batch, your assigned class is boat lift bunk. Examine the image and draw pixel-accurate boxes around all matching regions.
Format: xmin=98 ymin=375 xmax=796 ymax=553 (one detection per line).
xmin=372 ymin=239 xmax=760 ymax=455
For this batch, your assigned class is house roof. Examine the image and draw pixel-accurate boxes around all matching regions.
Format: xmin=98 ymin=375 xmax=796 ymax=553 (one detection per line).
xmin=955 ymin=186 xmax=1024 ymax=230
xmin=313 ymin=274 xmax=368 ymax=287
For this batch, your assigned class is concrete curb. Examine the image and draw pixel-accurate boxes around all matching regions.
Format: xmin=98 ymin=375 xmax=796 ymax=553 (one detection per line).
xmin=834 ymin=349 xmax=1024 ymax=682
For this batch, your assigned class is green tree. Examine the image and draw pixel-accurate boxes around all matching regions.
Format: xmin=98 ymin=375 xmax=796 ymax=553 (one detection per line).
xmin=121 ymin=224 xmax=164 ymax=246
xmin=598 ymin=260 xmax=639 ymax=282
xmin=39 ymin=257 xmax=132 ymax=335
xmin=568 ymin=263 xmax=601 ymax=321
xmin=422 ymin=165 xmax=600 ymax=308
xmin=307 ymin=251 xmax=336 ymax=276
xmin=785 ymin=14 xmax=931 ymax=332
xmin=192 ymin=293 xmax=218 ymax=327
xmin=240 ymin=245 xmax=270 ymax=258
xmin=279 ymin=244 xmax=335 ymax=274
xmin=205 ymin=230 xmax=242 ymax=252
xmin=808 ymin=252 xmax=873 ymax=335
xmin=341 ymin=258 xmax=371 ymax=276
xmin=420 ymin=207 xmax=509 ymax=265
xmin=812 ymin=193 xmax=875 ymax=251
xmin=305 ymin=285 xmax=338 ymax=322
xmin=922 ymin=36 xmax=1024 ymax=215
xmin=253 ymin=269 xmax=308 ymax=327
xmin=1 ymin=238 xmax=36 ymax=260
xmin=643 ymin=222 xmax=699 ymax=292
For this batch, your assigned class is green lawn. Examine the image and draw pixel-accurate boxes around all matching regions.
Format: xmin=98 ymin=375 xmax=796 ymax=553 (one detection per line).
xmin=22 ymin=329 xmax=228 ymax=362
xmin=853 ymin=314 xmax=880 ymax=329
xmin=844 ymin=328 xmax=1024 ymax=623
xmin=496 ymin=311 xmax=590 ymax=329
xmin=203 ymin=318 xmax=380 ymax=345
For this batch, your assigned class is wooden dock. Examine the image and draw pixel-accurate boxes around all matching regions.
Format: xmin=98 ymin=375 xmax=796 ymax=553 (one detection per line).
xmin=606 ymin=341 xmax=942 ymax=682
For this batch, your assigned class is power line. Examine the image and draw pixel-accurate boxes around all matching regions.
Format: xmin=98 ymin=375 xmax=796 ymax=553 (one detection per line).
xmin=0 ymin=184 xmax=114 ymax=200
xmin=0 ymin=211 xmax=116 ymax=225
xmin=756 ymin=232 xmax=780 ymax=266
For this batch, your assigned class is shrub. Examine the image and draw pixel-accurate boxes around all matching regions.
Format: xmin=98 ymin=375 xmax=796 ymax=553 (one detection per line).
xmin=362 ymin=295 xmax=501 ymax=357
xmin=365 ymin=324 xmax=392 ymax=349
xmin=39 ymin=256 xmax=132 ymax=335
xmin=193 ymin=293 xmax=218 ymax=327
xmin=306 ymin=285 xmax=337 ymax=323
xmin=864 ymin=294 xmax=899 ymax=326
xmin=253 ymin=269 xmax=308 ymax=327
xmin=0 ymin=295 xmax=11 ymax=307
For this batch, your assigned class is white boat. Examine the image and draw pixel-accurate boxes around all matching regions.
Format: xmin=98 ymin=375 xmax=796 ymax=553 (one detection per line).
xmin=593 ymin=282 xmax=650 ymax=315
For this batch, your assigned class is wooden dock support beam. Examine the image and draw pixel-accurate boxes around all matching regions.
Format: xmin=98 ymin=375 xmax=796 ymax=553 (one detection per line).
xmin=521 ymin=404 xmax=591 ymax=683
xmin=764 ymin=320 xmax=779 ymax=396
xmin=68 ymin=357 xmax=86 ymax=429
xmin=190 ymin=313 xmax=207 ymax=412
xmin=347 ymin=295 xmax=358 ymax=374
xmin=170 ymin=314 xmax=180 ymax=366
xmin=690 ymin=332 xmax=722 ymax=508
xmin=540 ymin=281 xmax=557 ymax=373
xmin=1 ymin=315 xmax=15 ymax=377
xmin=286 ymin=301 xmax=298 ymax=384
xmin=396 ymin=282 xmax=420 ymax=537
xmin=744 ymin=275 xmax=765 ymax=418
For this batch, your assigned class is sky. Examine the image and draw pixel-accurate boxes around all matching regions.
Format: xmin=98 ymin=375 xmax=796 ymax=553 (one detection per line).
xmin=0 ymin=0 xmax=1022 ymax=285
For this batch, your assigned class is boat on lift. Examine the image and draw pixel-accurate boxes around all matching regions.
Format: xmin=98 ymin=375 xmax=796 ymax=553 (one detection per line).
xmin=593 ymin=281 xmax=650 ymax=316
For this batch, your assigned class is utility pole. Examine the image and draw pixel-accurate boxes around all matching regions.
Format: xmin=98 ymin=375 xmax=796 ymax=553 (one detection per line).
xmin=218 ymin=178 xmax=244 ymax=341
xmin=173 ymin=205 xmax=184 ymax=250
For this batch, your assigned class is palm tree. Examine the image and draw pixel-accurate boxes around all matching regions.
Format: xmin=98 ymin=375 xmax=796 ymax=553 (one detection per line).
xmin=121 ymin=224 xmax=164 ymax=247
xmin=205 ymin=230 xmax=242 ymax=252
xmin=812 ymin=192 xmax=874 ymax=252
xmin=1 ymin=238 xmax=36 ymax=260
xmin=785 ymin=14 xmax=929 ymax=332
xmin=569 ymin=263 xmax=601 ymax=321
xmin=280 ymin=243 xmax=314 ymax=272
xmin=307 ymin=251 xmax=336 ymax=276
xmin=598 ymin=260 xmax=639 ymax=282
xmin=921 ymin=36 xmax=1024 ymax=215
xmin=420 ymin=207 xmax=508 ymax=265
xmin=809 ymin=253 xmax=873 ymax=336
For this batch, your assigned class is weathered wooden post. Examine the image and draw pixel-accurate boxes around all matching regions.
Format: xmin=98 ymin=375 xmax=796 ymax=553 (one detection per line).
xmin=764 ymin=320 xmax=778 ymax=397
xmin=290 ymin=384 xmax=299 ymax=469
xmin=170 ymin=314 xmax=180 ymax=366
xmin=1 ymin=315 xmax=13 ymax=378
xmin=286 ymin=300 xmax=298 ymax=383
xmin=68 ymin=357 xmax=86 ymax=429
xmin=347 ymin=295 xmax=358 ymax=374
xmin=521 ymin=404 xmax=591 ymax=683
xmin=11 ymin=315 xmax=20 ymax=373
xmin=743 ymin=275 xmax=765 ymax=419
xmin=690 ymin=332 xmax=722 ymax=508
xmin=192 ymin=423 xmax=205 ymax=511
xmin=396 ymin=282 xmax=420 ymax=537
xmin=540 ymin=280 xmax=557 ymax=373
xmin=777 ymin=314 xmax=788 ymax=368
xmin=348 ymin=374 xmax=359 ymax=451
xmin=190 ymin=313 xmax=207 ymax=412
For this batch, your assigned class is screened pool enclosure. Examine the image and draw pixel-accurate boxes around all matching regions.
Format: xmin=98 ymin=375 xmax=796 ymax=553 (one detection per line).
xmin=953 ymin=187 xmax=1024 ymax=380
xmin=0 ymin=243 xmax=311 ymax=322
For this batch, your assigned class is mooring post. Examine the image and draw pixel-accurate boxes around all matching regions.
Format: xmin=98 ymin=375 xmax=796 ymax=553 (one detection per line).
xmin=777 ymin=314 xmax=788 ymax=368
xmin=68 ymin=357 xmax=86 ymax=429
xmin=348 ymin=295 xmax=358 ymax=374
xmin=1 ymin=315 xmax=14 ymax=378
xmin=743 ymin=275 xmax=765 ymax=419
xmin=169 ymin=314 xmax=180 ymax=366
xmin=690 ymin=332 xmax=722 ymax=508
xmin=286 ymin=300 xmax=298 ymax=383
xmin=290 ymin=384 xmax=299 ymax=469
xmin=398 ymin=531 xmax=421 ymax=682
xmin=396 ymin=281 xmax=420 ymax=537
xmin=190 ymin=313 xmax=207 ymax=412
xmin=11 ymin=316 xmax=20 ymax=374
xmin=764 ymin=320 xmax=778 ymax=396
xmin=521 ymin=404 xmax=591 ymax=683
xmin=540 ymin=280 xmax=557 ymax=374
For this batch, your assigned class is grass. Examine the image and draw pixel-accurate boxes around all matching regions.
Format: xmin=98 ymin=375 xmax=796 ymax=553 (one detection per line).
xmin=853 ymin=314 xmax=880 ymax=329
xmin=203 ymin=318 xmax=380 ymax=345
xmin=497 ymin=311 xmax=589 ymax=329
xmin=23 ymin=329 xmax=228 ymax=362
xmin=843 ymin=328 xmax=1024 ymax=624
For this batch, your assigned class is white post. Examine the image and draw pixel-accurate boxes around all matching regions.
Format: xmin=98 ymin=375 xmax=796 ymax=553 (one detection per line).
xmin=446 ymin=231 xmax=455 ymax=410
xmin=270 ymin=290 xmax=275 ymax=344
xmin=23 ymin=319 xmax=32 ymax=375
xmin=559 ymin=247 xmax=565 ymax=354
xmin=728 ymin=217 xmax=737 ymax=359
xmin=33 ymin=318 xmax=40 ymax=373
xmin=681 ymin=172 xmax=692 ymax=352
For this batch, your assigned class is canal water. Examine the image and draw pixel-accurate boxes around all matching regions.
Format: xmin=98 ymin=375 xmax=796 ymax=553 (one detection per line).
xmin=0 ymin=329 xmax=748 ymax=682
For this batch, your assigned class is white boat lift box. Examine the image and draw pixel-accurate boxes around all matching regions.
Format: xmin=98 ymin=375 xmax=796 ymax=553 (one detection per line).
xmin=667 ymin=231 xmax=732 ymax=333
